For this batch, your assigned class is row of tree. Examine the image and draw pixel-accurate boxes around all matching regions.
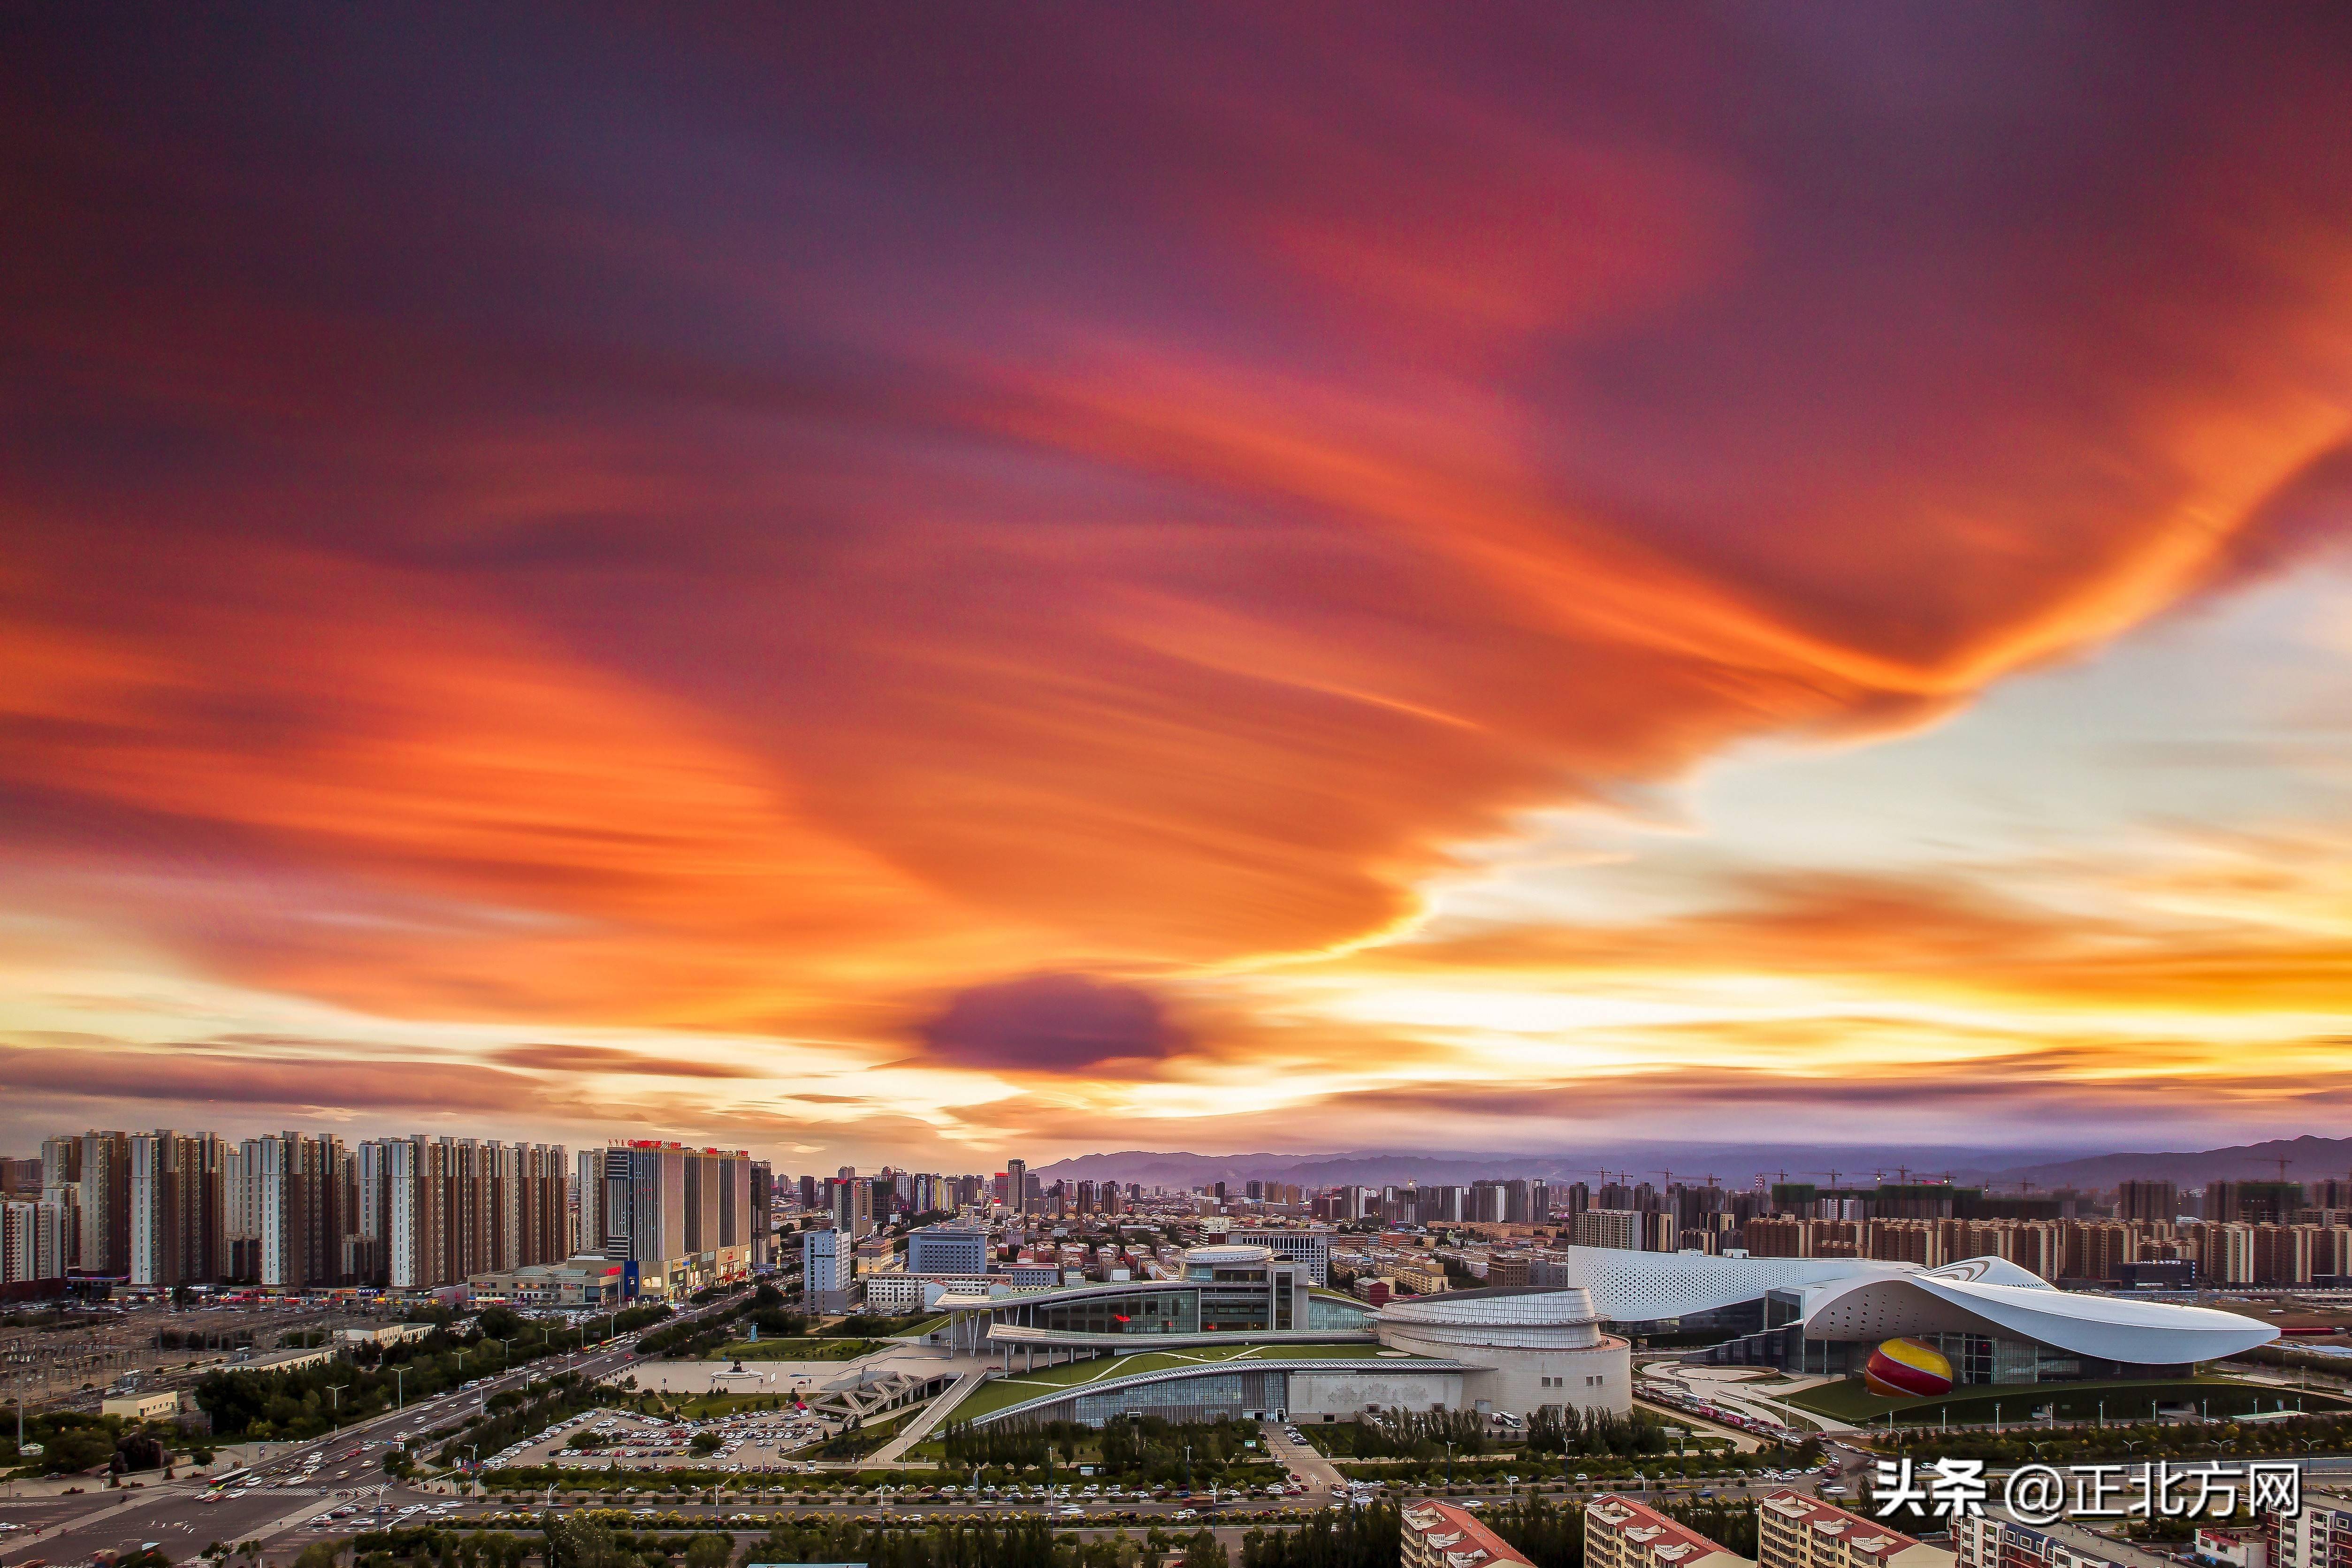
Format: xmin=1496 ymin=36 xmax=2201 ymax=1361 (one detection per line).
xmin=1523 ymin=1405 xmax=1676 ymax=1457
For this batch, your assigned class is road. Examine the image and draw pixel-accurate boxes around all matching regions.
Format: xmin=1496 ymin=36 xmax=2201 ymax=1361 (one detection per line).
xmin=0 ymin=1294 xmax=737 ymax=1568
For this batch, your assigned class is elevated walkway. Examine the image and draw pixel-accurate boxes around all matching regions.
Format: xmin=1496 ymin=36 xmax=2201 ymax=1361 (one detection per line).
xmin=867 ymin=1367 xmax=988 ymax=1463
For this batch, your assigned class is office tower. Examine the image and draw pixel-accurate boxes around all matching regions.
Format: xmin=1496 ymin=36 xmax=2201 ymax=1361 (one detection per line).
xmin=1005 ymin=1158 xmax=1027 ymax=1215
xmin=129 ymin=1131 xmax=226 ymax=1287
xmin=798 ymin=1173 xmax=819 ymax=1212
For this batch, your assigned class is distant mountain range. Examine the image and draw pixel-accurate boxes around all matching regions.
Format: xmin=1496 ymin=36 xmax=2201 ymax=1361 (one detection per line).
xmin=1034 ymin=1134 xmax=2352 ymax=1193
xmin=1983 ymin=1134 xmax=2352 ymax=1191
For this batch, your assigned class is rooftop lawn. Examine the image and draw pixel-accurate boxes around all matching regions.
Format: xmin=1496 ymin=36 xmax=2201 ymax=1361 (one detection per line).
xmin=1781 ymin=1374 xmax=2349 ymax=1427
xmin=951 ymin=1341 xmax=1443 ymax=1422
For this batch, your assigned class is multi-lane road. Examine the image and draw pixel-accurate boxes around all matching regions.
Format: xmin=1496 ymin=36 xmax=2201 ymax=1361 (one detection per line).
xmin=0 ymin=1301 xmax=698 ymax=1568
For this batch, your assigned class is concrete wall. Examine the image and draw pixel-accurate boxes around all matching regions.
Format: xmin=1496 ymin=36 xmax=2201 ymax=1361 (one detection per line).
xmin=1375 ymin=1325 xmax=1632 ymax=1417
xmin=1286 ymin=1367 xmax=1466 ymax=1419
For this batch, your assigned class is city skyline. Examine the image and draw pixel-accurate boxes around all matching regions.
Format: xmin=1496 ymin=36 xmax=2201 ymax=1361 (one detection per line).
xmin=9 ymin=11 xmax=2352 ymax=1163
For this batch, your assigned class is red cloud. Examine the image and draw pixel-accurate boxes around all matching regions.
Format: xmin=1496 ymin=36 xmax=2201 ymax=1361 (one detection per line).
xmin=1 ymin=8 xmax=2350 ymax=1079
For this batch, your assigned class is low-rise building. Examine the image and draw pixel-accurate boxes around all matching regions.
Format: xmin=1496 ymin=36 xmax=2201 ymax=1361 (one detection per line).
xmin=240 ymin=1345 xmax=337 ymax=1375
xmin=339 ymin=1321 xmax=437 ymax=1347
xmin=100 ymin=1390 xmax=182 ymax=1422
xmin=1954 ymin=1515 xmax=2124 ymax=1568
xmin=1403 ymin=1498 xmax=1535 ymax=1567
xmin=463 ymin=1255 xmax=627 ymax=1308
xmin=1756 ymin=1489 xmax=1953 ymax=1568
xmin=1588 ymin=1494 xmax=1753 ymax=1568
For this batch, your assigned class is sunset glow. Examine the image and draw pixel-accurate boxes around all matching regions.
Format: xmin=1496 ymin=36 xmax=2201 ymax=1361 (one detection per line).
xmin=6 ymin=8 xmax=2352 ymax=1164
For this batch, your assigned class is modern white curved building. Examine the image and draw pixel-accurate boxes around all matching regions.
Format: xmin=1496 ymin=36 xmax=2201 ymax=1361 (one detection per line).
xmin=947 ymin=1248 xmax=1629 ymax=1426
xmin=1557 ymin=1245 xmax=2276 ymax=1386
xmin=1376 ymin=1286 xmax=1631 ymax=1417
xmin=1801 ymin=1256 xmax=2276 ymax=1366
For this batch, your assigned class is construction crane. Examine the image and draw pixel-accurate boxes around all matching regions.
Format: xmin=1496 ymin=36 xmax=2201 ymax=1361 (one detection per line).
xmin=1810 ymin=1169 xmax=1847 ymax=1190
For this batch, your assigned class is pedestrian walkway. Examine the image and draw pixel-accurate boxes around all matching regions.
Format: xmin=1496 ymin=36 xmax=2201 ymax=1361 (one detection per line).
xmin=868 ymin=1369 xmax=989 ymax=1464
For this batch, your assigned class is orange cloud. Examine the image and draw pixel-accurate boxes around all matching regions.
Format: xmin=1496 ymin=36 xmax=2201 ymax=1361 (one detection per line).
xmin=4 ymin=9 xmax=2352 ymax=1150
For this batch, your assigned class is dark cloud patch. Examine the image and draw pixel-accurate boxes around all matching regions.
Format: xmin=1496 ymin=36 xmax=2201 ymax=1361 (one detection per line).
xmin=918 ymin=973 xmax=1190 ymax=1076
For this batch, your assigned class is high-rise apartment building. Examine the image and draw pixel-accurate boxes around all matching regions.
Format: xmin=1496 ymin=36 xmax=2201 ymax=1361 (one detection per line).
xmin=1573 ymin=1208 xmax=1642 ymax=1251
xmin=749 ymin=1161 xmax=772 ymax=1271
xmin=596 ymin=1142 xmax=753 ymax=1298
xmin=129 ymin=1131 xmax=227 ymax=1288
xmin=2115 ymin=1180 xmax=2179 ymax=1225
xmin=829 ymin=1173 xmax=873 ymax=1240
xmin=252 ymin=1130 xmax=349 ymax=1289
xmin=802 ymin=1225 xmax=853 ymax=1310
xmin=0 ymin=1199 xmax=66 ymax=1284
xmin=39 ymin=1136 xmax=83 ymax=1272
xmin=73 ymin=1131 xmax=132 ymax=1278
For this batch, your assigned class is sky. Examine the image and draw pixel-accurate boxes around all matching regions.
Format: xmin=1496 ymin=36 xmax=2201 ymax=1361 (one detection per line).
xmin=5 ymin=5 xmax=2352 ymax=1170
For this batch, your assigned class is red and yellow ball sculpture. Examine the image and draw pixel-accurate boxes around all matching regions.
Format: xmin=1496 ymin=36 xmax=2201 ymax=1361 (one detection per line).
xmin=1863 ymin=1337 xmax=1954 ymax=1399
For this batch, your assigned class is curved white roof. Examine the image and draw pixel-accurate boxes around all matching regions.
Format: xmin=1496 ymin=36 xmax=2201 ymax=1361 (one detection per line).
xmin=1379 ymin=1287 xmax=1601 ymax=1327
xmin=1557 ymin=1245 xmax=1915 ymax=1320
xmin=1184 ymin=1244 xmax=1275 ymax=1265
xmin=1803 ymin=1259 xmax=2276 ymax=1363
xmin=1558 ymin=1245 xmax=2276 ymax=1365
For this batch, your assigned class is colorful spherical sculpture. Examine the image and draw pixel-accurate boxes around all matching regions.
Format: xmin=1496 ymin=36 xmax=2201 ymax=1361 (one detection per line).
xmin=1863 ymin=1337 xmax=1954 ymax=1399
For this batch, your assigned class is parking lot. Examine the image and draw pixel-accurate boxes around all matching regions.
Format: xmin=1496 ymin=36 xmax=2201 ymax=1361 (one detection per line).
xmin=489 ymin=1405 xmax=837 ymax=1474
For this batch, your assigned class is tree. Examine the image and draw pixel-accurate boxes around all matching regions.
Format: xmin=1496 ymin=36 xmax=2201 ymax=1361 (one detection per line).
xmin=1182 ymin=1530 xmax=1229 ymax=1568
xmin=293 ymin=1544 xmax=342 ymax=1568
xmin=477 ymin=1306 xmax=524 ymax=1342
xmin=543 ymin=1514 xmax=625 ymax=1568
xmin=682 ymin=1534 xmax=731 ymax=1568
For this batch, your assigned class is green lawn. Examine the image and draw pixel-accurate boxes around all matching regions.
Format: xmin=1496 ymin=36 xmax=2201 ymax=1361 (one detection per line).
xmin=950 ymin=1342 xmax=1446 ymax=1423
xmin=711 ymin=1338 xmax=879 ymax=1361
xmin=1782 ymin=1375 xmax=2348 ymax=1427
